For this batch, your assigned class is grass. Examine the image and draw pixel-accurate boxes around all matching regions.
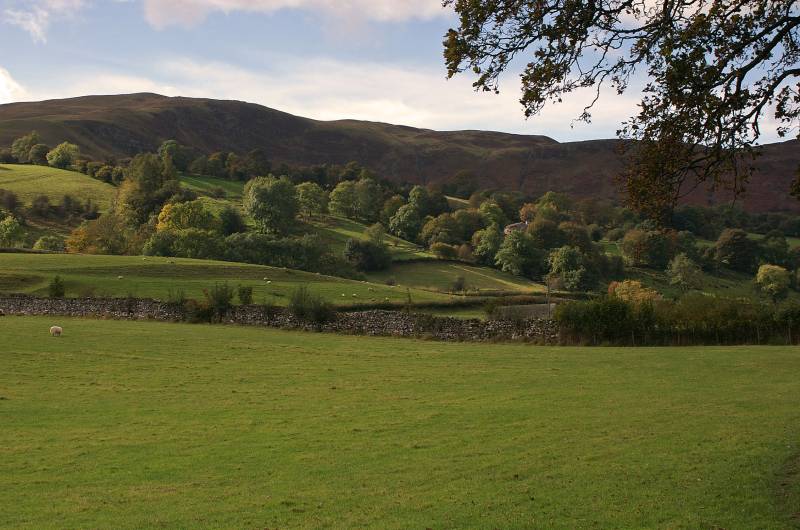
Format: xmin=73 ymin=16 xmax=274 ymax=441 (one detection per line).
xmin=0 ymin=164 xmax=115 ymax=212
xmin=179 ymin=174 xmax=245 ymax=199
xmin=305 ymin=215 xmax=432 ymax=260
xmin=0 ymin=252 xmax=455 ymax=307
xmin=1 ymin=316 xmax=799 ymax=528
xmin=367 ymin=260 xmax=546 ymax=295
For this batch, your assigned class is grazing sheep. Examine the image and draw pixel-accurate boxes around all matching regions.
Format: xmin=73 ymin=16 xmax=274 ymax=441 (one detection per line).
xmin=49 ymin=326 xmax=63 ymax=337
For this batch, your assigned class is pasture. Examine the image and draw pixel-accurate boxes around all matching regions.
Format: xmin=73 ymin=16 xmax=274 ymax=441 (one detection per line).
xmin=367 ymin=260 xmax=545 ymax=294
xmin=0 ymin=253 xmax=455 ymax=306
xmin=0 ymin=316 xmax=798 ymax=528
xmin=0 ymin=164 xmax=115 ymax=212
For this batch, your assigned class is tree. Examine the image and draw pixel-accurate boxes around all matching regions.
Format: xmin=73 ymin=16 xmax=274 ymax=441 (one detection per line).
xmin=365 ymin=223 xmax=386 ymax=245
xmin=756 ymin=264 xmax=791 ymax=302
xmin=10 ymin=131 xmax=41 ymax=163
xmin=0 ymin=216 xmax=24 ymax=247
xmin=116 ymin=153 xmax=179 ymax=225
xmin=494 ymin=231 xmax=546 ymax=278
xmin=760 ymin=230 xmax=790 ymax=267
xmin=452 ymin=208 xmax=484 ymax=241
xmin=528 ymin=219 xmax=565 ymax=250
xmin=343 ymin=238 xmax=391 ymax=271
xmin=28 ymin=144 xmax=50 ymax=165
xmin=156 ymin=200 xmax=220 ymax=233
xmin=66 ymin=214 xmax=132 ymax=255
xmin=389 ymin=204 xmax=423 ymax=242
xmin=296 ymin=182 xmax=328 ymax=218
xmin=667 ymin=253 xmax=703 ymax=291
xmin=420 ymin=213 xmax=459 ymax=247
xmin=472 ymin=224 xmax=503 ymax=266
xmin=46 ymin=142 xmax=80 ymax=169
xmin=548 ymin=246 xmax=597 ymax=291
xmin=380 ymin=195 xmax=406 ymax=225
xmin=355 ymin=178 xmax=384 ymax=223
xmin=219 ymin=206 xmax=247 ymax=236
xmin=478 ymin=200 xmax=507 ymax=227
xmin=443 ymin=0 xmax=800 ymax=221
xmin=715 ymin=228 xmax=760 ymax=273
xmin=242 ymin=176 xmax=298 ymax=235
xmin=622 ymin=229 xmax=675 ymax=269
xmin=329 ymin=180 xmax=359 ymax=219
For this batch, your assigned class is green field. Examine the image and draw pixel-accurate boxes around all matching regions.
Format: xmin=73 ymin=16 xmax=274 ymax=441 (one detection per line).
xmin=368 ymin=260 xmax=545 ymax=294
xmin=307 ymin=215 xmax=432 ymax=260
xmin=179 ymin=174 xmax=245 ymax=198
xmin=0 ymin=164 xmax=115 ymax=211
xmin=0 ymin=253 xmax=455 ymax=306
xmin=1 ymin=316 xmax=798 ymax=528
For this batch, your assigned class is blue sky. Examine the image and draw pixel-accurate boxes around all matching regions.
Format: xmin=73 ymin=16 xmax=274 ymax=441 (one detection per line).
xmin=0 ymin=0 xmax=781 ymax=142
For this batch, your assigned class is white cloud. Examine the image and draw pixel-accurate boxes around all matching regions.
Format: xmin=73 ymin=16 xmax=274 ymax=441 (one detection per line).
xmin=2 ymin=0 xmax=85 ymax=43
xmin=0 ymin=66 xmax=29 ymax=104
xmin=142 ymin=0 xmax=449 ymax=29
xmin=36 ymin=56 xmax=636 ymax=140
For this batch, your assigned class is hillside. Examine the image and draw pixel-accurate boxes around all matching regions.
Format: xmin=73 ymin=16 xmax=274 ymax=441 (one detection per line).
xmin=2 ymin=93 xmax=798 ymax=213
xmin=0 ymin=164 xmax=115 ymax=211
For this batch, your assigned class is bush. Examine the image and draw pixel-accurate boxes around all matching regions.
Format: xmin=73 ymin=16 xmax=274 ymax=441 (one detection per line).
xmin=343 ymin=238 xmax=391 ymax=271
xmin=288 ymin=286 xmax=335 ymax=326
xmin=430 ymin=242 xmax=459 ymax=259
xmin=237 ymin=285 xmax=254 ymax=305
xmin=451 ymin=275 xmax=467 ymax=292
xmin=203 ymin=283 xmax=234 ymax=322
xmin=33 ymin=235 xmax=65 ymax=252
xmin=48 ymin=275 xmax=66 ymax=298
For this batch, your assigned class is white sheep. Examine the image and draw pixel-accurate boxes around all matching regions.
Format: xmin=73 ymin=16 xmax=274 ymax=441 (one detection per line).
xmin=49 ymin=326 xmax=63 ymax=337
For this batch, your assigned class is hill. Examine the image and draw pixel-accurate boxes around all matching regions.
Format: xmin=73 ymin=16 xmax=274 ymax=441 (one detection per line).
xmin=0 ymin=164 xmax=115 ymax=211
xmin=2 ymin=93 xmax=798 ymax=213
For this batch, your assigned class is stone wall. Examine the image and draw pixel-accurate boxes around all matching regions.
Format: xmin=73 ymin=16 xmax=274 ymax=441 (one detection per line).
xmin=0 ymin=296 xmax=559 ymax=344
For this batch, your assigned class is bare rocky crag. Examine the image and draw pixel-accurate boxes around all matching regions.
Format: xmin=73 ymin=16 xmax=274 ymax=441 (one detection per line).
xmin=0 ymin=296 xmax=559 ymax=343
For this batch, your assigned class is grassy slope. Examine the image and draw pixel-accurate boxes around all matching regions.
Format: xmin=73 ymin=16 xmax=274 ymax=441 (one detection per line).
xmin=179 ymin=174 xmax=244 ymax=199
xmin=0 ymin=164 xmax=115 ymax=211
xmin=2 ymin=316 xmax=799 ymax=529
xmin=305 ymin=215 xmax=432 ymax=261
xmin=367 ymin=260 xmax=545 ymax=294
xmin=0 ymin=253 xmax=454 ymax=306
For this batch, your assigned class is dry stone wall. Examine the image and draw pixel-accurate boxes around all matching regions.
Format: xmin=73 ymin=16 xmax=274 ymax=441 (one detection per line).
xmin=0 ymin=296 xmax=558 ymax=343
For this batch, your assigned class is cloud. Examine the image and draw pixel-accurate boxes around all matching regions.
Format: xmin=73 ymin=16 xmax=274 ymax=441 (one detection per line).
xmin=2 ymin=0 xmax=85 ymax=43
xmin=107 ymin=56 xmax=642 ymax=140
xmin=0 ymin=66 xmax=29 ymax=104
xmin=142 ymin=0 xmax=449 ymax=29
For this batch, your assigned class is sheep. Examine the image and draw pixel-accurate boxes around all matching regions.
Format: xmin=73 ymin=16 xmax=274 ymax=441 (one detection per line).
xmin=49 ymin=326 xmax=63 ymax=337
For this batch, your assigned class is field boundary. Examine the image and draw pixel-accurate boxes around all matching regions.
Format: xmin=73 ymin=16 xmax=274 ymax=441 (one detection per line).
xmin=0 ymin=295 xmax=558 ymax=343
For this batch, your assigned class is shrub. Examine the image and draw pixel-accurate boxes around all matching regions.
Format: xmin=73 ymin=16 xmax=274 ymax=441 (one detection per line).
xmin=33 ymin=235 xmax=65 ymax=252
xmin=451 ymin=275 xmax=467 ymax=292
xmin=48 ymin=275 xmax=66 ymax=298
xmin=755 ymin=264 xmax=790 ymax=302
xmin=343 ymin=238 xmax=391 ymax=271
xmin=430 ymin=242 xmax=459 ymax=259
xmin=288 ymin=286 xmax=335 ymax=326
xmin=237 ymin=285 xmax=254 ymax=305
xmin=203 ymin=283 xmax=234 ymax=322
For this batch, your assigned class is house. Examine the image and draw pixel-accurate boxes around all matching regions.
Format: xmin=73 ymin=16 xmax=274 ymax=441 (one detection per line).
xmin=503 ymin=221 xmax=529 ymax=235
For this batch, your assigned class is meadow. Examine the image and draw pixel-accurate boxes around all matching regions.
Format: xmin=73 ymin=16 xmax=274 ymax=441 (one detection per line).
xmin=1 ymin=316 xmax=798 ymax=529
xmin=0 ymin=253 xmax=457 ymax=306
xmin=0 ymin=164 xmax=115 ymax=211
xmin=367 ymin=260 xmax=545 ymax=294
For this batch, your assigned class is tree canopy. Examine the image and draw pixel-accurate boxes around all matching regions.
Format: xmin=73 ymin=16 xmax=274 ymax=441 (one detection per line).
xmin=443 ymin=0 xmax=800 ymax=222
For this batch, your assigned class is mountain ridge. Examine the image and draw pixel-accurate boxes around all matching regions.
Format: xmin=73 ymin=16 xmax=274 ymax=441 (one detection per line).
xmin=1 ymin=93 xmax=797 ymax=212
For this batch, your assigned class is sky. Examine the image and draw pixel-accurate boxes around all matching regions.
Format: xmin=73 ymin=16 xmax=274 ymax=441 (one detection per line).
xmin=0 ymin=0 xmax=781 ymax=142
